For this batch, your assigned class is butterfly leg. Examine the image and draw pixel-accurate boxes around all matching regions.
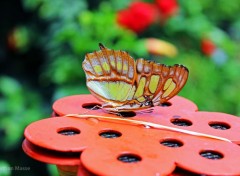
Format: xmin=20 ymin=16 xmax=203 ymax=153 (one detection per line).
xmin=81 ymin=105 xmax=103 ymax=115
xmin=137 ymin=108 xmax=154 ymax=114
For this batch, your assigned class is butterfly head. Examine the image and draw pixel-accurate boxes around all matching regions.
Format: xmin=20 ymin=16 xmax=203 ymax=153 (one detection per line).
xmin=139 ymin=96 xmax=154 ymax=108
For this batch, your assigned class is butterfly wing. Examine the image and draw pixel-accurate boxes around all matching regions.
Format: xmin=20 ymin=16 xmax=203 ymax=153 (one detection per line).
xmin=83 ymin=44 xmax=189 ymax=112
xmin=135 ymin=58 xmax=189 ymax=105
xmin=82 ymin=44 xmax=137 ymax=107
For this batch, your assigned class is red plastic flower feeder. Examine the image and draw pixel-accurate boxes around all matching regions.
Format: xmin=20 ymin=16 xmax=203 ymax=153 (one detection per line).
xmin=23 ymin=94 xmax=240 ymax=176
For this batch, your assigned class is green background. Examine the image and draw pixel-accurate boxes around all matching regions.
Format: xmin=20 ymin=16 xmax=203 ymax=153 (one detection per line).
xmin=0 ymin=0 xmax=240 ymax=175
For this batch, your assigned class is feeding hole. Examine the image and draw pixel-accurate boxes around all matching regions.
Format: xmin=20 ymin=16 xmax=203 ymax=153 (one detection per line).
xmin=82 ymin=103 xmax=101 ymax=110
xmin=57 ymin=127 xmax=80 ymax=136
xmin=209 ymin=121 xmax=230 ymax=130
xmin=118 ymin=154 xmax=142 ymax=163
xmin=200 ymin=150 xmax=223 ymax=160
xmin=117 ymin=111 xmax=136 ymax=117
xmin=99 ymin=130 xmax=122 ymax=138
xmin=171 ymin=118 xmax=192 ymax=127
xmin=160 ymin=139 xmax=183 ymax=148
xmin=159 ymin=102 xmax=172 ymax=107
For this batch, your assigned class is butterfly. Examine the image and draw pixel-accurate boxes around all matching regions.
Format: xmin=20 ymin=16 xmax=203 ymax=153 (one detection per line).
xmin=82 ymin=43 xmax=189 ymax=112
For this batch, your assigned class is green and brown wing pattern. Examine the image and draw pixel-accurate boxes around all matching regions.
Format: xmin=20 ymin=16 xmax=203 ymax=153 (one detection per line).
xmin=82 ymin=43 xmax=189 ymax=112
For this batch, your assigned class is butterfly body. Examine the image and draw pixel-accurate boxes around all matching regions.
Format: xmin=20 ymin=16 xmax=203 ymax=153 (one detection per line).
xmin=82 ymin=44 xmax=189 ymax=112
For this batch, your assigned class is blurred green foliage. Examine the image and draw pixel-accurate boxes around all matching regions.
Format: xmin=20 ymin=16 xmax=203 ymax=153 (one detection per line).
xmin=21 ymin=0 xmax=240 ymax=114
xmin=1 ymin=0 xmax=240 ymax=175
xmin=0 ymin=161 xmax=11 ymax=176
xmin=0 ymin=76 xmax=43 ymax=149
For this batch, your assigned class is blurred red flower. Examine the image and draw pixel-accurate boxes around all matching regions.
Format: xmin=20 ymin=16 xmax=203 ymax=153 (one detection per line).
xmin=201 ymin=39 xmax=216 ymax=56
xmin=117 ymin=2 xmax=157 ymax=33
xmin=155 ymin=0 xmax=179 ymax=18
